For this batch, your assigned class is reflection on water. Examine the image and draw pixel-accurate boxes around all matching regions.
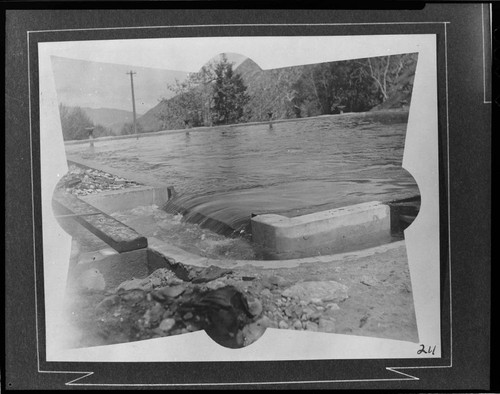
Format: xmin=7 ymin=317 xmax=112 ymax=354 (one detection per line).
xmin=66 ymin=112 xmax=419 ymax=235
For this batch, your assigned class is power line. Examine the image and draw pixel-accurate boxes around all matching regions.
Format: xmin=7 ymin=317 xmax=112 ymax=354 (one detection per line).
xmin=126 ymin=70 xmax=138 ymax=139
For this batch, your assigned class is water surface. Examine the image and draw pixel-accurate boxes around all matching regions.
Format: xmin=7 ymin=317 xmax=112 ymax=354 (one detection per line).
xmin=66 ymin=112 xmax=418 ymax=235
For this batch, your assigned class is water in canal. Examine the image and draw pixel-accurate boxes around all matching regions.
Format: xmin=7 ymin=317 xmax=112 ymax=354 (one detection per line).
xmin=66 ymin=111 xmax=419 ymax=259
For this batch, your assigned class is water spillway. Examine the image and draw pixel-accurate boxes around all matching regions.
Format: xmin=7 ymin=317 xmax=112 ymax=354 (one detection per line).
xmin=66 ymin=111 xmax=420 ymax=255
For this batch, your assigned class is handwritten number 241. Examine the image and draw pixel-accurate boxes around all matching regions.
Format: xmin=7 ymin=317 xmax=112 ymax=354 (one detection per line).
xmin=417 ymin=344 xmax=436 ymax=355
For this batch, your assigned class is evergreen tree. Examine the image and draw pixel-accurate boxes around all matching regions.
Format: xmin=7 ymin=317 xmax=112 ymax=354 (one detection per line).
xmin=212 ymin=55 xmax=250 ymax=125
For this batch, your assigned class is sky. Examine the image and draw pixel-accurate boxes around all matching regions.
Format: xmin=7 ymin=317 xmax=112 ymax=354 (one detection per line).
xmin=42 ymin=35 xmax=429 ymax=113
xmin=51 ymin=56 xmax=189 ymax=114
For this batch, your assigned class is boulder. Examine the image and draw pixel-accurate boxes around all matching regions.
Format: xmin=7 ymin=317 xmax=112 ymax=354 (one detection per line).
xmin=318 ymin=318 xmax=336 ymax=333
xmin=278 ymin=320 xmax=289 ymax=329
xmin=305 ymin=321 xmax=319 ymax=331
xmin=159 ymin=318 xmax=176 ymax=333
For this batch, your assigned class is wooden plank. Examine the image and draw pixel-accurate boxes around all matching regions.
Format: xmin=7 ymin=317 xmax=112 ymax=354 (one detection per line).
xmin=53 ymin=191 xmax=147 ymax=253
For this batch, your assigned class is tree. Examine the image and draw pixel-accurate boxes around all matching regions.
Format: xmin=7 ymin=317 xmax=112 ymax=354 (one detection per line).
xmin=59 ymin=104 xmax=94 ymax=140
xmin=211 ymin=55 xmax=250 ymax=125
xmin=120 ymin=121 xmax=144 ymax=135
xmin=93 ymin=124 xmax=114 ymax=138
xmin=242 ymin=65 xmax=305 ymax=121
xmin=288 ymin=54 xmax=417 ymax=116
xmin=359 ymin=53 xmax=418 ymax=104
xmin=157 ymin=60 xmax=217 ymax=128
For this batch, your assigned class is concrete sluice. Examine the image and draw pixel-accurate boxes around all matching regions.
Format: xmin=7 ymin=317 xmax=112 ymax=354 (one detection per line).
xmin=162 ymin=188 xmax=420 ymax=260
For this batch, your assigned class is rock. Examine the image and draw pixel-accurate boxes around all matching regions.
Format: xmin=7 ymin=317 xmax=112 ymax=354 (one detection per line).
xmin=310 ymin=311 xmax=323 ymax=321
xmin=185 ymin=323 xmax=198 ymax=332
xmin=326 ymin=303 xmax=340 ymax=311
xmin=262 ymin=274 xmax=290 ymax=289
xmin=260 ymin=277 xmax=273 ymax=289
xmin=159 ymin=318 xmax=176 ymax=333
xmin=260 ymin=288 xmax=272 ymax=297
xmin=149 ymin=268 xmax=184 ymax=285
xmin=278 ymin=320 xmax=289 ymax=329
xmin=302 ymin=306 xmax=315 ymax=318
xmin=310 ymin=298 xmax=323 ymax=305
xmin=152 ymin=285 xmax=186 ymax=300
xmin=205 ymin=279 xmax=228 ymax=290
xmin=293 ymin=319 xmax=303 ymax=330
xmin=120 ymin=289 xmax=146 ymax=303
xmin=151 ymin=328 xmax=167 ymax=337
xmin=191 ymin=265 xmax=232 ymax=283
xmin=79 ymin=268 xmax=105 ymax=292
xmin=282 ymin=281 xmax=348 ymax=303
xmin=149 ymin=303 xmax=164 ymax=323
xmin=142 ymin=303 xmax=164 ymax=328
xmin=95 ymin=294 xmax=120 ymax=312
xmin=360 ymin=275 xmax=378 ymax=287
xmin=318 ymin=318 xmax=336 ymax=333
xmin=359 ymin=314 xmax=370 ymax=328
xmin=65 ymin=178 xmax=81 ymax=188
xmin=268 ymin=275 xmax=283 ymax=286
xmin=242 ymin=319 xmax=268 ymax=346
xmin=183 ymin=312 xmax=193 ymax=320
xmin=247 ymin=298 xmax=263 ymax=317
xmin=291 ymin=304 xmax=303 ymax=317
xmin=116 ymin=277 xmax=150 ymax=292
xmin=258 ymin=315 xmax=278 ymax=329
xmin=305 ymin=321 xmax=319 ymax=331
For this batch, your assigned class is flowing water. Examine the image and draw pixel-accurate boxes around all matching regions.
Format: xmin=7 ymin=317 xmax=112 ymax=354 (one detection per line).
xmin=66 ymin=111 xmax=419 ymax=258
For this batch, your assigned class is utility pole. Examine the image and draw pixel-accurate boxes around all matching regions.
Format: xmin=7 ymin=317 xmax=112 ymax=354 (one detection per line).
xmin=126 ymin=71 xmax=138 ymax=139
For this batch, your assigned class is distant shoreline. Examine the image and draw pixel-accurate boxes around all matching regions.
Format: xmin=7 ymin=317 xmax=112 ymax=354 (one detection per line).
xmin=64 ymin=108 xmax=409 ymax=146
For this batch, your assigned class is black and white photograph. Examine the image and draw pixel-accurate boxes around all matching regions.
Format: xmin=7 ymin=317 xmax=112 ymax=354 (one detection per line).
xmin=5 ymin=4 xmax=492 ymax=390
xmin=40 ymin=34 xmax=440 ymax=361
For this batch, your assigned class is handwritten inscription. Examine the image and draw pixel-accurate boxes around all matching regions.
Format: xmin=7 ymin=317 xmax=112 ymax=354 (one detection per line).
xmin=417 ymin=344 xmax=437 ymax=355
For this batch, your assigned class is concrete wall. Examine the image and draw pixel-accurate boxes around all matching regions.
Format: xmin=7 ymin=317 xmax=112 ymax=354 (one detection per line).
xmin=251 ymin=201 xmax=392 ymax=259
xmin=81 ymin=186 xmax=174 ymax=214
xmin=64 ymin=110 xmax=408 ymax=146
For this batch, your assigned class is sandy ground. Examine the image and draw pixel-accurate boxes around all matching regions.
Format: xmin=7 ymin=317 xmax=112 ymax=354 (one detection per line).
xmin=63 ymin=235 xmax=418 ymax=349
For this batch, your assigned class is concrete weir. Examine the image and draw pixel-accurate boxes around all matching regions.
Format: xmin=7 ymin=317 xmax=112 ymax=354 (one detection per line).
xmin=81 ymin=185 xmax=175 ymax=214
xmin=57 ymin=165 xmax=404 ymax=290
xmin=251 ymin=201 xmax=392 ymax=258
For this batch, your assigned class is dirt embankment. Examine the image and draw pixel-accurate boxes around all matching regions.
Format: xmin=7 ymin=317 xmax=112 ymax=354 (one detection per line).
xmin=66 ymin=241 xmax=417 ymax=350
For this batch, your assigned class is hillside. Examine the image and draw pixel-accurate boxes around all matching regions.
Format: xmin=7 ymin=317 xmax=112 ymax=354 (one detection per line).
xmin=136 ymin=101 xmax=169 ymax=132
xmin=137 ymin=53 xmax=418 ymax=132
xmin=77 ymin=107 xmax=142 ymax=134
